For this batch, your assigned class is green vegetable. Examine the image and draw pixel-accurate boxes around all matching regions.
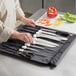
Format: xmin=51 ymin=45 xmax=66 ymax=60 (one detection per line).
xmin=60 ymin=12 xmax=76 ymax=23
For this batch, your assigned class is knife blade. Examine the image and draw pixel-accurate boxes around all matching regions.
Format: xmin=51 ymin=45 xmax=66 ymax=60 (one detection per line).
xmin=33 ymin=38 xmax=58 ymax=47
xmin=25 ymin=43 xmax=57 ymax=51
xmin=22 ymin=46 xmax=39 ymax=52
xmin=33 ymin=33 xmax=62 ymax=42
xmin=41 ymin=28 xmax=56 ymax=33
xmin=34 ymin=37 xmax=59 ymax=46
xmin=37 ymin=30 xmax=68 ymax=40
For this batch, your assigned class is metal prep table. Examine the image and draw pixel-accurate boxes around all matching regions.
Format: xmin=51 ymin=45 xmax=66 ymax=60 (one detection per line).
xmin=0 ymin=9 xmax=76 ymax=76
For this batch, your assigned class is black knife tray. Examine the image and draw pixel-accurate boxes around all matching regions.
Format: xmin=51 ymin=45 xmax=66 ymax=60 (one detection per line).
xmin=0 ymin=25 xmax=75 ymax=68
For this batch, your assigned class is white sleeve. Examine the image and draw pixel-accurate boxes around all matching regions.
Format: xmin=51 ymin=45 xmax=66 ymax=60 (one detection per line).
xmin=0 ymin=1 xmax=15 ymax=43
xmin=0 ymin=23 xmax=15 ymax=43
xmin=15 ymin=0 xmax=25 ymax=19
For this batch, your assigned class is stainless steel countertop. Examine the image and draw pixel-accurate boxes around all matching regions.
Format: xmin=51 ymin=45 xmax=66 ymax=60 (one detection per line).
xmin=0 ymin=9 xmax=76 ymax=76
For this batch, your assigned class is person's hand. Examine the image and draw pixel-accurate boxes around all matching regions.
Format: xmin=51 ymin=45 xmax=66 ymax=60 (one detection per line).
xmin=11 ymin=31 xmax=33 ymax=44
xmin=19 ymin=16 xmax=36 ymax=27
xmin=24 ymin=18 xmax=36 ymax=27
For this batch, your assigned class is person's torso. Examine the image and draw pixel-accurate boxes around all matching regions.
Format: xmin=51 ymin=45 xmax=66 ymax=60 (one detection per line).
xmin=3 ymin=0 xmax=16 ymax=29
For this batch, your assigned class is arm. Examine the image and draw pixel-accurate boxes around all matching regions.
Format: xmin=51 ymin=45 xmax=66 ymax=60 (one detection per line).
xmin=0 ymin=16 xmax=33 ymax=44
xmin=0 ymin=2 xmax=15 ymax=43
xmin=0 ymin=1 xmax=33 ymax=44
xmin=15 ymin=0 xmax=25 ymax=20
xmin=0 ymin=18 xmax=33 ymax=44
xmin=0 ymin=20 xmax=33 ymax=44
xmin=0 ymin=20 xmax=15 ymax=43
xmin=11 ymin=31 xmax=33 ymax=44
xmin=15 ymin=0 xmax=36 ymax=27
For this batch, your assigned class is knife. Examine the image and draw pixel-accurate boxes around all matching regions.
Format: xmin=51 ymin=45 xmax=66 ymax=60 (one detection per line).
xmin=18 ymin=28 xmax=35 ymax=34
xmin=21 ymin=46 xmax=50 ymax=57
xmin=37 ymin=30 xmax=68 ymax=40
xmin=25 ymin=43 xmax=57 ymax=52
xmin=2 ymin=43 xmax=18 ymax=51
xmin=41 ymin=28 xmax=56 ymax=33
xmin=23 ymin=44 xmax=50 ymax=53
xmin=22 ymin=46 xmax=39 ymax=52
xmin=34 ymin=36 xmax=59 ymax=46
xmin=41 ymin=28 xmax=69 ymax=37
xmin=25 ymin=43 xmax=47 ymax=50
xmin=33 ymin=38 xmax=58 ymax=47
xmin=33 ymin=33 xmax=62 ymax=42
xmin=19 ymin=48 xmax=34 ymax=57
xmin=22 ymin=26 xmax=39 ymax=31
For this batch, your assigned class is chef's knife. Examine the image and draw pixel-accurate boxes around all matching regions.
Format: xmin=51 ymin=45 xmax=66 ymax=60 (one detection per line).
xmin=37 ymin=30 xmax=68 ymax=40
xmin=34 ymin=33 xmax=62 ymax=42
xmin=34 ymin=37 xmax=59 ymax=46
xmin=33 ymin=38 xmax=58 ymax=47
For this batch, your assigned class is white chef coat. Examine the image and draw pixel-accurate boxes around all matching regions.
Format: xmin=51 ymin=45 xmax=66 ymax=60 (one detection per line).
xmin=0 ymin=0 xmax=25 ymax=42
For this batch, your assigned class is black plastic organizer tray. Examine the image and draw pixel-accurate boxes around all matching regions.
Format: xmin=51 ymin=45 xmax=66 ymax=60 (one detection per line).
xmin=0 ymin=25 xmax=75 ymax=68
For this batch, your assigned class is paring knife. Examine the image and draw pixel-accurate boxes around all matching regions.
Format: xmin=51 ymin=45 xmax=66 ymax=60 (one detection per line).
xmin=21 ymin=47 xmax=50 ymax=57
xmin=22 ymin=46 xmax=39 ymax=52
xmin=19 ymin=49 xmax=33 ymax=57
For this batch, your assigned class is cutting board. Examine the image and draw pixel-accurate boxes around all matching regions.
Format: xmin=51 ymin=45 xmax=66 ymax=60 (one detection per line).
xmin=35 ymin=12 xmax=76 ymax=35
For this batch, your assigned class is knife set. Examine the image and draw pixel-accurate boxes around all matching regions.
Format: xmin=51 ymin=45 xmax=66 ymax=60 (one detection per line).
xmin=0 ymin=25 xmax=75 ymax=68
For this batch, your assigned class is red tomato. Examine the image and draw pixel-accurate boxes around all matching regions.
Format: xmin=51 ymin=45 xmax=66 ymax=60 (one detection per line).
xmin=47 ymin=7 xmax=58 ymax=18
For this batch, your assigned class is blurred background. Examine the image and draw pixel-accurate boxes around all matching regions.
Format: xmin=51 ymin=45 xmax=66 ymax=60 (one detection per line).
xmin=20 ymin=0 xmax=76 ymax=16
